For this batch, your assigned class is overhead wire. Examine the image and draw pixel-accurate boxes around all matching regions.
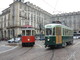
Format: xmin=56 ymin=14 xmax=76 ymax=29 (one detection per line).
xmin=41 ymin=0 xmax=60 ymax=14
xmin=42 ymin=0 xmax=55 ymax=9
xmin=53 ymin=0 xmax=59 ymax=13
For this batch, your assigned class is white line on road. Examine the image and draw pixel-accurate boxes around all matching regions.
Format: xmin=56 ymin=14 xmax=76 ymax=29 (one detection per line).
xmin=0 ymin=45 xmax=12 ymax=47
xmin=67 ymin=52 xmax=76 ymax=60
xmin=67 ymin=41 xmax=80 ymax=60
xmin=36 ymin=44 xmax=43 ymax=48
xmin=0 ymin=46 xmax=18 ymax=54
xmin=72 ymin=42 xmax=80 ymax=48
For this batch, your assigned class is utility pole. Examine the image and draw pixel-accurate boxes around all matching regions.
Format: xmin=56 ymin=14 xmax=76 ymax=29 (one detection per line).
xmin=39 ymin=23 xmax=43 ymax=40
xmin=39 ymin=24 xmax=41 ymax=40
xmin=13 ymin=3 xmax=15 ymax=42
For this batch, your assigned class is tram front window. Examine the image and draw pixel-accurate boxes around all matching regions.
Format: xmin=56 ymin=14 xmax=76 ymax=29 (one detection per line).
xmin=22 ymin=30 xmax=25 ymax=36
xmin=26 ymin=30 xmax=31 ymax=36
xmin=46 ymin=28 xmax=52 ymax=35
xmin=22 ymin=30 xmax=31 ymax=36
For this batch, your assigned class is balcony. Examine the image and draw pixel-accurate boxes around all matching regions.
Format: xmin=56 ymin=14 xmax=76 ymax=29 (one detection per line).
xmin=6 ymin=25 xmax=21 ymax=29
xmin=0 ymin=27 xmax=3 ymax=30
xmin=0 ymin=26 xmax=3 ymax=30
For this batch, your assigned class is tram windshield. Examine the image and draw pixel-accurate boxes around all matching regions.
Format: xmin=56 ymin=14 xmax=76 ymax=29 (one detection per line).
xmin=22 ymin=30 xmax=32 ymax=36
xmin=46 ymin=28 xmax=52 ymax=35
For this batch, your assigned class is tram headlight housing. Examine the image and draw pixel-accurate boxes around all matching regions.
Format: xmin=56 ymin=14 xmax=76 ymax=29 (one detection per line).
xmin=28 ymin=39 xmax=30 ymax=41
xmin=47 ymin=39 xmax=50 ymax=41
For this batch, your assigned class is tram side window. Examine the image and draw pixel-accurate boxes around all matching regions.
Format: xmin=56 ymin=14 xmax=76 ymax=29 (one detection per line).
xmin=69 ymin=30 xmax=70 ymax=35
xmin=67 ymin=30 xmax=69 ymax=35
xmin=65 ymin=29 xmax=66 ymax=35
xmin=64 ymin=29 xmax=67 ymax=36
xmin=63 ymin=28 xmax=73 ymax=36
xmin=70 ymin=30 xmax=73 ymax=36
xmin=62 ymin=28 xmax=64 ymax=36
xmin=32 ymin=30 xmax=35 ymax=36
xmin=66 ymin=29 xmax=68 ymax=35
xmin=63 ymin=29 xmax=67 ymax=36
xmin=53 ymin=28 xmax=55 ymax=35
xmin=46 ymin=28 xmax=52 ymax=35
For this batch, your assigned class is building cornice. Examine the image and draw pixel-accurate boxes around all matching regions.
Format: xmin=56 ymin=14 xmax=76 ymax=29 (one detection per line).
xmin=53 ymin=11 xmax=80 ymax=17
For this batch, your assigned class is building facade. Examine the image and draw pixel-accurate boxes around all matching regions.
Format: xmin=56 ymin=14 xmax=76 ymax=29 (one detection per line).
xmin=0 ymin=0 xmax=52 ymax=39
xmin=52 ymin=12 xmax=80 ymax=33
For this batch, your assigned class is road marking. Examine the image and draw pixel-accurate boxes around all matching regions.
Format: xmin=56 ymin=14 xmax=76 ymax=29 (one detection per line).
xmin=67 ymin=41 xmax=80 ymax=60
xmin=72 ymin=42 xmax=80 ymax=48
xmin=0 ymin=45 xmax=12 ymax=47
xmin=0 ymin=46 xmax=18 ymax=54
xmin=36 ymin=44 xmax=43 ymax=48
xmin=67 ymin=52 xmax=76 ymax=60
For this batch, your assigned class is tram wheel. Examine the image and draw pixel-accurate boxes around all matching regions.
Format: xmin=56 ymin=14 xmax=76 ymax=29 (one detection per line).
xmin=70 ymin=40 xmax=73 ymax=45
xmin=62 ymin=43 xmax=67 ymax=48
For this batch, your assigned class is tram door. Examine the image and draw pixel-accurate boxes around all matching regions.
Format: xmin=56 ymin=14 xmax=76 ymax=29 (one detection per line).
xmin=56 ymin=27 xmax=62 ymax=44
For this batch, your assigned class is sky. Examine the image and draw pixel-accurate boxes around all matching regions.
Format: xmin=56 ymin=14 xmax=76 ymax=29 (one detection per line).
xmin=0 ymin=0 xmax=80 ymax=14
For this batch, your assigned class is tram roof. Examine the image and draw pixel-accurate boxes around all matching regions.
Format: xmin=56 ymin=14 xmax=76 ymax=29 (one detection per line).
xmin=45 ymin=24 xmax=73 ymax=30
xmin=21 ymin=25 xmax=35 ymax=30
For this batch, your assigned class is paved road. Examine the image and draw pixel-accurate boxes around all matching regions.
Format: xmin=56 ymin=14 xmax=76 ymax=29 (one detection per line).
xmin=0 ymin=41 xmax=18 ymax=54
xmin=0 ymin=40 xmax=80 ymax=60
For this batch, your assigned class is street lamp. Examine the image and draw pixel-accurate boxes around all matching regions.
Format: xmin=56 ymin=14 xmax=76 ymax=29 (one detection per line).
xmin=12 ymin=3 xmax=15 ymax=42
xmin=13 ymin=29 xmax=15 ymax=42
xmin=39 ymin=24 xmax=44 ymax=40
xmin=39 ymin=24 xmax=41 ymax=40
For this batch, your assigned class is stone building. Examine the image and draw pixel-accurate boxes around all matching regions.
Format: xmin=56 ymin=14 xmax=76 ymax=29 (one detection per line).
xmin=0 ymin=0 xmax=52 ymax=39
xmin=52 ymin=12 xmax=80 ymax=33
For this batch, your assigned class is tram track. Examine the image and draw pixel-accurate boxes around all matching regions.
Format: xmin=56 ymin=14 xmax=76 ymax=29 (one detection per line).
xmin=31 ymin=48 xmax=55 ymax=60
xmin=65 ymin=44 xmax=79 ymax=60
xmin=19 ymin=47 xmax=33 ymax=56
xmin=2 ymin=40 xmax=78 ymax=60
xmin=0 ymin=46 xmax=33 ymax=60
xmin=50 ymin=49 xmax=55 ymax=60
xmin=11 ymin=47 xmax=33 ymax=60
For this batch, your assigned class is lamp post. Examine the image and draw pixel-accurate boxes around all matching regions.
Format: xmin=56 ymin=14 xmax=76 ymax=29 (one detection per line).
xmin=39 ymin=24 xmax=41 ymax=40
xmin=13 ymin=29 xmax=15 ymax=42
xmin=39 ymin=24 xmax=44 ymax=40
xmin=12 ymin=3 xmax=15 ymax=42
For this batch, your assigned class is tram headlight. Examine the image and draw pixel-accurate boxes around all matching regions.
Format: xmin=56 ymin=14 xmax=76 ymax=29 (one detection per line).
xmin=47 ymin=39 xmax=50 ymax=41
xmin=28 ymin=39 xmax=30 ymax=41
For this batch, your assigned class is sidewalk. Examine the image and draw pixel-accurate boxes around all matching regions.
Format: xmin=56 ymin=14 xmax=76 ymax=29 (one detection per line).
xmin=7 ymin=42 xmax=21 ymax=46
xmin=0 ymin=41 xmax=8 ymax=46
xmin=0 ymin=41 xmax=18 ymax=54
xmin=0 ymin=41 xmax=21 ymax=46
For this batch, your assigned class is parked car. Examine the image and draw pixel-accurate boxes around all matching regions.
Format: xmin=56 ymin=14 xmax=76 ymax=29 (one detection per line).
xmin=8 ymin=37 xmax=21 ymax=43
xmin=73 ymin=36 xmax=80 ymax=39
xmin=73 ymin=33 xmax=80 ymax=39
xmin=73 ymin=36 xmax=78 ymax=39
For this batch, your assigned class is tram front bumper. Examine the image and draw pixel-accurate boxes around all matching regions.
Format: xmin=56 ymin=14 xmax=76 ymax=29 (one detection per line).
xmin=45 ymin=40 xmax=55 ymax=45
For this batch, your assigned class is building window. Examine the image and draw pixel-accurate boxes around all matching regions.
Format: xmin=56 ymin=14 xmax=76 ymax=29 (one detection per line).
xmin=20 ymin=4 xmax=22 ymax=9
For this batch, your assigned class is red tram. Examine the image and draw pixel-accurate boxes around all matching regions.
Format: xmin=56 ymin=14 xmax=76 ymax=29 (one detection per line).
xmin=21 ymin=25 xmax=35 ymax=47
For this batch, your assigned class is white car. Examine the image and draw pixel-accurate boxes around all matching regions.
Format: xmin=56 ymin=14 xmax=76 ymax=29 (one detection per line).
xmin=73 ymin=36 xmax=80 ymax=39
xmin=8 ymin=37 xmax=21 ymax=43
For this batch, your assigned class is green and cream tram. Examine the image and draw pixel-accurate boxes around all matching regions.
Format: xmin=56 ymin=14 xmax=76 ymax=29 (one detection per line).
xmin=44 ymin=24 xmax=73 ymax=48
